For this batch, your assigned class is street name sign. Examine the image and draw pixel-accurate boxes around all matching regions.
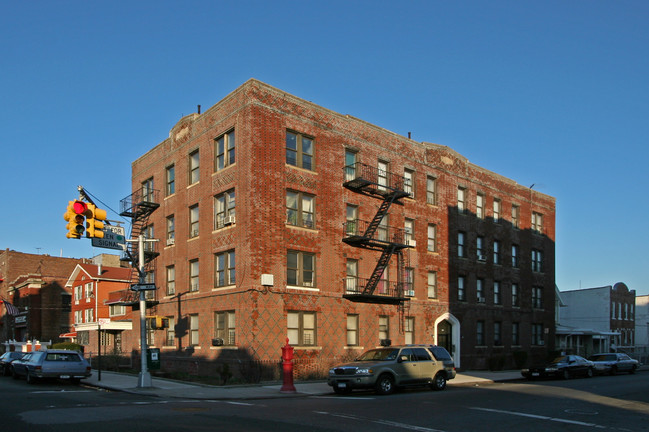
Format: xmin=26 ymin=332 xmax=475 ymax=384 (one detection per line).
xmin=91 ymin=225 xmax=126 ymax=251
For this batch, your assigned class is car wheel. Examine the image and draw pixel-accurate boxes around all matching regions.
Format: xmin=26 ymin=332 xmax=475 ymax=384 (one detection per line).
xmin=562 ymin=369 xmax=571 ymax=380
xmin=586 ymin=367 xmax=594 ymax=378
xmin=610 ymin=366 xmax=617 ymax=376
xmin=26 ymin=371 xmax=37 ymax=384
xmin=431 ymin=373 xmax=447 ymax=391
xmin=375 ymin=374 xmax=395 ymax=395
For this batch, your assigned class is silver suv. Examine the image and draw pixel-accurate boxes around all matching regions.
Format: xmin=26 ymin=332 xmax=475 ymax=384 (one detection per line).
xmin=328 ymin=345 xmax=456 ymax=395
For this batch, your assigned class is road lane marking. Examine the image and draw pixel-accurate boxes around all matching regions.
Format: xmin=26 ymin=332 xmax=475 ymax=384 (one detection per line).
xmin=314 ymin=411 xmax=448 ymax=432
xmin=470 ymin=407 xmax=607 ymax=429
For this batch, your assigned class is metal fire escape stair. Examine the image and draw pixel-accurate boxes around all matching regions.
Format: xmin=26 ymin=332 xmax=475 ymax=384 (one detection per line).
xmin=342 ymin=162 xmax=413 ymax=306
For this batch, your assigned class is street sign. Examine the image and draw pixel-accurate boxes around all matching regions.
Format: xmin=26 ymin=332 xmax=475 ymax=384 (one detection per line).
xmin=130 ymin=283 xmax=156 ymax=291
xmin=91 ymin=225 xmax=126 ymax=250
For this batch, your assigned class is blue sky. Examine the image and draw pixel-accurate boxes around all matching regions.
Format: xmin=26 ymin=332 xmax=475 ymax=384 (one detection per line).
xmin=1 ymin=1 xmax=647 ymax=294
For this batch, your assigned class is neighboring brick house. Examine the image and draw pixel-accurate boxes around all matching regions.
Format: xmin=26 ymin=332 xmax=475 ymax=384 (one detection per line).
xmin=66 ymin=258 xmax=133 ymax=354
xmin=559 ymin=283 xmax=636 ymax=356
xmin=0 ymin=249 xmax=87 ymax=344
xmin=122 ymin=79 xmax=556 ymax=372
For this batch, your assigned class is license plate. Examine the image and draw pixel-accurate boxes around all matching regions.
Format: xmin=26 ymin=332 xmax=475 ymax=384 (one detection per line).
xmin=60 ymin=375 xmax=70 ymax=379
xmin=337 ymin=382 xmax=347 ymax=388
xmin=532 ymin=372 xmax=539 ymax=377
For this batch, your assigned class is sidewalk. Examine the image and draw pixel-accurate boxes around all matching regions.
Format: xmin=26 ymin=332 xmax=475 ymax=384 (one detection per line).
xmin=81 ymin=369 xmax=523 ymax=400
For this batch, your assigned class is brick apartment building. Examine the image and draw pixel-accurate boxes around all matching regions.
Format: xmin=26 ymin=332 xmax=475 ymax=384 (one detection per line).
xmin=0 ymin=249 xmax=88 ymax=344
xmin=123 ymin=79 xmax=556 ymax=373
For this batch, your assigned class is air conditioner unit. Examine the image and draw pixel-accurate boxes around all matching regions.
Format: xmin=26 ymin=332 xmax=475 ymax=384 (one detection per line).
xmin=166 ymin=238 xmax=175 ymax=246
xmin=407 ymin=239 xmax=417 ymax=248
xmin=224 ymin=215 xmax=236 ymax=226
xmin=477 ymin=296 xmax=486 ymax=303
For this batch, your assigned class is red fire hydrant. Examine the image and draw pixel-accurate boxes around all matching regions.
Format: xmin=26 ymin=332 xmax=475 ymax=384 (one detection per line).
xmin=280 ymin=337 xmax=297 ymax=393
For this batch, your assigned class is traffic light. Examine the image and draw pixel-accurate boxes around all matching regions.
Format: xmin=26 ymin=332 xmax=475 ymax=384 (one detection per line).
xmin=63 ymin=200 xmax=87 ymax=239
xmin=85 ymin=203 xmax=107 ymax=239
xmin=146 ymin=316 xmax=170 ymax=329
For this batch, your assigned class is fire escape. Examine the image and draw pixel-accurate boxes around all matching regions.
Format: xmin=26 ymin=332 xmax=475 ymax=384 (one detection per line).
xmin=107 ymin=187 xmax=160 ymax=310
xmin=342 ymin=162 xmax=412 ymax=306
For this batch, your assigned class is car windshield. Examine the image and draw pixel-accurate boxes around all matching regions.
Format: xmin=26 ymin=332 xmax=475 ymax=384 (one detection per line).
xmin=356 ymin=349 xmax=399 ymax=361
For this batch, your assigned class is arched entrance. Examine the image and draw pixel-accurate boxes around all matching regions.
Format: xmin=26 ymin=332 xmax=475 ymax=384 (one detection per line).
xmin=434 ymin=313 xmax=461 ymax=369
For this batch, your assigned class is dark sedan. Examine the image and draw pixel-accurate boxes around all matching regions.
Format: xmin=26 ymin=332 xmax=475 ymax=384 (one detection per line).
xmin=588 ymin=353 xmax=639 ymax=375
xmin=522 ymin=355 xmax=595 ymax=380
xmin=0 ymin=352 xmax=24 ymax=376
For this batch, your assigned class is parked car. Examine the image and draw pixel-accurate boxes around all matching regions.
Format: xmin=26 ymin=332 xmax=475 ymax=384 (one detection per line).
xmin=522 ymin=355 xmax=595 ymax=380
xmin=588 ymin=353 xmax=639 ymax=375
xmin=328 ymin=344 xmax=456 ymax=395
xmin=11 ymin=349 xmax=91 ymax=384
xmin=0 ymin=352 xmax=24 ymax=376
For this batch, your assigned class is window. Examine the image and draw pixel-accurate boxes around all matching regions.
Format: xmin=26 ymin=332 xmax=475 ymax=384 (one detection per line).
xmin=287 ymin=190 xmax=315 ymax=228
xmin=404 ymin=218 xmax=414 ymax=245
xmin=189 ymin=259 xmax=199 ymax=292
xmin=532 ymin=249 xmax=543 ymax=272
xmin=427 ymin=224 xmax=437 ymax=252
xmin=166 ymin=215 xmax=175 ymax=244
xmin=458 ymin=276 xmax=466 ymax=301
xmin=493 ymin=240 xmax=500 ymax=265
xmin=215 ymin=129 xmax=235 ymax=171
xmin=511 ymin=204 xmax=520 ymax=228
xmin=286 ymin=131 xmax=314 ymax=170
xmin=512 ymin=244 xmax=519 ymax=268
xmin=405 ymin=317 xmax=415 ymax=344
xmin=426 ymin=176 xmax=437 ymax=205
xmin=494 ymin=322 xmax=502 ymax=346
xmin=458 ymin=232 xmax=466 ymax=258
xmin=371 ymin=317 xmax=387 ymax=346
xmin=494 ymin=281 xmax=501 ymax=305
xmin=287 ymin=311 xmax=316 ymax=346
xmin=346 ymin=259 xmax=358 ymax=294
xmin=477 ymin=236 xmax=486 ymax=261
xmin=189 ymin=149 xmax=200 ymax=185
xmin=476 ymin=321 xmax=485 ymax=345
xmin=377 ymin=160 xmax=389 ymax=191
xmin=427 ymin=271 xmax=437 ymax=299
xmin=345 ymin=204 xmax=358 ymax=235
xmin=346 ymin=314 xmax=359 ymax=346
xmin=189 ymin=314 xmax=199 ymax=346
xmin=477 ymin=279 xmax=485 ymax=302
xmin=166 ymin=265 xmax=176 ymax=295
xmin=493 ymin=199 xmax=501 ymax=223
xmin=287 ymin=250 xmax=315 ymax=287
xmin=512 ymin=283 xmax=519 ymax=307
xmin=215 ymin=189 xmax=236 ymax=229
xmin=165 ymin=317 xmax=175 ymax=346
xmin=532 ymin=212 xmax=543 ymax=233
xmin=512 ymin=322 xmax=520 ymax=345
xmin=532 ymin=323 xmax=544 ymax=346
xmin=344 ymin=149 xmax=357 ymax=181
xmin=109 ymin=304 xmax=125 ymax=316
xmin=215 ymin=311 xmax=236 ymax=345
xmin=142 ymin=177 xmax=154 ymax=203
xmin=189 ymin=204 xmax=199 ymax=238
xmin=215 ymin=250 xmax=236 ymax=287
xmin=404 ymin=169 xmax=414 ymax=196
xmin=457 ymin=187 xmax=466 ymax=213
xmin=476 ymin=193 xmax=485 ymax=218
xmin=532 ymin=287 xmax=543 ymax=308
xmin=165 ymin=165 xmax=175 ymax=196
xmin=405 ymin=267 xmax=414 ymax=296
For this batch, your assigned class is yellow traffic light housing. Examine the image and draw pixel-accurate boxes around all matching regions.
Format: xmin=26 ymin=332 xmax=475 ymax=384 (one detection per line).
xmin=85 ymin=203 xmax=107 ymax=239
xmin=63 ymin=200 xmax=87 ymax=239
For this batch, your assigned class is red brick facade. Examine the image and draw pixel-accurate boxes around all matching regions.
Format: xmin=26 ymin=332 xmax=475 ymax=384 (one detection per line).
xmin=127 ymin=79 xmax=556 ymax=372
